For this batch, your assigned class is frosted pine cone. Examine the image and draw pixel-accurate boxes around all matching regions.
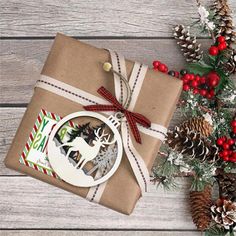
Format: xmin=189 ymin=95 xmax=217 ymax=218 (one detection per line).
xmin=211 ymin=198 xmax=236 ymax=229
xmin=166 ymin=126 xmax=219 ymax=163
xmin=173 ymin=25 xmax=203 ymax=63
xmin=211 ymin=0 xmax=236 ymax=46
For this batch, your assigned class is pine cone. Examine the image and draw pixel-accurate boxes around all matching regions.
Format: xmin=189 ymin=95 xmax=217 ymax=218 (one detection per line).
xmin=173 ymin=25 xmax=203 ymax=63
xmin=216 ymin=169 xmax=236 ymax=201
xmin=211 ymin=0 xmax=236 ymax=46
xmin=220 ymin=48 xmax=236 ymax=75
xmin=181 ymin=117 xmax=213 ymax=137
xmin=166 ymin=126 xmax=219 ymax=163
xmin=190 ymin=185 xmax=213 ymax=231
xmin=211 ymin=198 xmax=236 ymax=229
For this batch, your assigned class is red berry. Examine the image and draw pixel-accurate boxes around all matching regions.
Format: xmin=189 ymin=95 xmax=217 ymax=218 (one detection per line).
xmin=207 ymin=71 xmax=219 ymax=77
xmin=223 ymin=156 xmax=229 ymax=161
xmin=183 ymin=84 xmax=190 ymax=91
xmin=223 ymin=143 xmax=230 ymax=150
xmin=200 ymin=77 xmax=206 ymax=84
xmin=217 ymin=36 xmax=225 ymax=43
xmin=218 ymin=42 xmax=227 ymax=51
xmin=209 ymin=46 xmax=219 ymax=56
xmin=195 ymin=75 xmax=201 ymax=82
xmin=184 ymin=74 xmax=191 ymax=80
xmin=231 ymin=120 xmax=236 ymax=128
xmin=219 ymin=151 xmax=224 ymax=158
xmin=191 ymin=80 xmax=198 ymax=88
xmin=229 ymin=152 xmax=236 ymax=162
xmin=206 ymin=93 xmax=213 ymax=99
xmin=207 ymin=72 xmax=220 ymax=87
xmin=158 ymin=64 xmax=166 ymax=72
xmin=208 ymin=77 xmax=219 ymax=87
xmin=230 ymin=158 xmax=236 ymax=163
xmin=200 ymin=89 xmax=207 ymax=96
xmin=193 ymin=88 xmax=199 ymax=94
xmin=183 ymin=78 xmax=189 ymax=84
xmin=174 ymin=71 xmax=180 ymax=78
xmin=221 ymin=136 xmax=227 ymax=142
xmin=232 ymin=152 xmax=236 ymax=159
xmin=163 ymin=66 xmax=168 ymax=73
xmin=217 ymin=138 xmax=224 ymax=146
xmin=153 ymin=61 xmax=160 ymax=68
xmin=218 ymin=43 xmax=225 ymax=51
xmin=228 ymin=139 xmax=235 ymax=146
xmin=189 ymin=74 xmax=195 ymax=80
xmin=209 ymin=89 xmax=215 ymax=97
xmin=233 ymin=127 xmax=236 ymax=134
xmin=222 ymin=150 xmax=229 ymax=157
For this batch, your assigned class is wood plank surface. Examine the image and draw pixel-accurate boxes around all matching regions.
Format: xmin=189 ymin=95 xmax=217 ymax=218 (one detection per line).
xmin=0 ymin=39 xmax=211 ymax=104
xmin=0 ymin=230 xmax=201 ymax=236
xmin=2 ymin=0 xmax=235 ymax=37
xmin=0 ymin=177 xmax=197 ymax=230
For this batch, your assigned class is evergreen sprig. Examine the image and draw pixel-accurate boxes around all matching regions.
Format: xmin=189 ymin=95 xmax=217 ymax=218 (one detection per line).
xmin=152 ymin=146 xmax=182 ymax=190
xmin=189 ymin=162 xmax=215 ymax=192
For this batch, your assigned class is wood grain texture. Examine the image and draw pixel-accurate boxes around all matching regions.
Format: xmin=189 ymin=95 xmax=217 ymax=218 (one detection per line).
xmin=0 ymin=39 xmax=212 ymax=104
xmin=0 ymin=177 xmax=197 ymax=230
xmin=0 ymin=230 xmax=201 ymax=236
xmin=0 ymin=107 xmax=186 ymax=176
xmin=1 ymin=0 xmax=235 ymax=37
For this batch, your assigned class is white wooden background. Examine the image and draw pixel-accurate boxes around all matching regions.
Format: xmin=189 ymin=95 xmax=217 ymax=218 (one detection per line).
xmin=0 ymin=0 xmax=235 ymax=235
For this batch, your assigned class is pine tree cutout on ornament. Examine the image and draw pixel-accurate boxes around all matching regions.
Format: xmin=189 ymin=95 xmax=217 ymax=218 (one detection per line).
xmin=90 ymin=145 xmax=118 ymax=175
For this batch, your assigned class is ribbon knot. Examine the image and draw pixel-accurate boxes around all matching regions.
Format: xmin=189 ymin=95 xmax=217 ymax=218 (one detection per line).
xmin=84 ymin=86 xmax=151 ymax=144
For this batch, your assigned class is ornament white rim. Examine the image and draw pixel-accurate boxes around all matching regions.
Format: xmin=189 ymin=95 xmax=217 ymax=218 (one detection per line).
xmin=47 ymin=111 xmax=123 ymax=187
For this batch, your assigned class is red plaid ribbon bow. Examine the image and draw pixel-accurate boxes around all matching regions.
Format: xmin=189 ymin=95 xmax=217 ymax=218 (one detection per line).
xmin=84 ymin=86 xmax=151 ymax=144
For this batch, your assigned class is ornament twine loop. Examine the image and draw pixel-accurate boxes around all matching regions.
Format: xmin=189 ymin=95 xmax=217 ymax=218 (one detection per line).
xmin=103 ymin=62 xmax=132 ymax=109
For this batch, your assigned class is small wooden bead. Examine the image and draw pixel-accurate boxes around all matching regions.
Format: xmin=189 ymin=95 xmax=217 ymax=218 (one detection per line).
xmin=103 ymin=62 xmax=112 ymax=72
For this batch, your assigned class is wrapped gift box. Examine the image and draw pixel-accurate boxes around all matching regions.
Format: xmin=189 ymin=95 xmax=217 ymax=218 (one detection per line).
xmin=4 ymin=33 xmax=182 ymax=214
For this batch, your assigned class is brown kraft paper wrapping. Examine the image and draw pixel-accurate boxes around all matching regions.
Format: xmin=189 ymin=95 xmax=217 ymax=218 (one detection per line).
xmin=4 ymin=33 xmax=183 ymax=215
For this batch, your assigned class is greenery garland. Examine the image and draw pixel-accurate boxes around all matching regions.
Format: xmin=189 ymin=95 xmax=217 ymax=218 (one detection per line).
xmin=152 ymin=0 xmax=236 ymax=235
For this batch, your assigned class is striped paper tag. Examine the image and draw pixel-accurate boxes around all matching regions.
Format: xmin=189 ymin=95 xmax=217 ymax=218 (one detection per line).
xmin=19 ymin=109 xmax=76 ymax=178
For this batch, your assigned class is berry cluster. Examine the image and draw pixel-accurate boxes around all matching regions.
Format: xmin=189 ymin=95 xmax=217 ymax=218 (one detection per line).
xmin=180 ymin=70 xmax=220 ymax=99
xmin=217 ymin=119 xmax=236 ymax=162
xmin=152 ymin=61 xmax=179 ymax=78
xmin=152 ymin=61 xmax=220 ymax=99
xmin=209 ymin=36 xmax=227 ymax=56
xmin=153 ymin=61 xmax=168 ymax=73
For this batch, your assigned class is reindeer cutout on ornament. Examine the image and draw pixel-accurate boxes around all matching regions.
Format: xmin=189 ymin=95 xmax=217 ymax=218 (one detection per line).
xmin=59 ymin=128 xmax=115 ymax=170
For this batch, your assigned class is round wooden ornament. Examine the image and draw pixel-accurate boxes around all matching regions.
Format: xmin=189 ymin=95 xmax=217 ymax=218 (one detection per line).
xmin=47 ymin=111 xmax=123 ymax=187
